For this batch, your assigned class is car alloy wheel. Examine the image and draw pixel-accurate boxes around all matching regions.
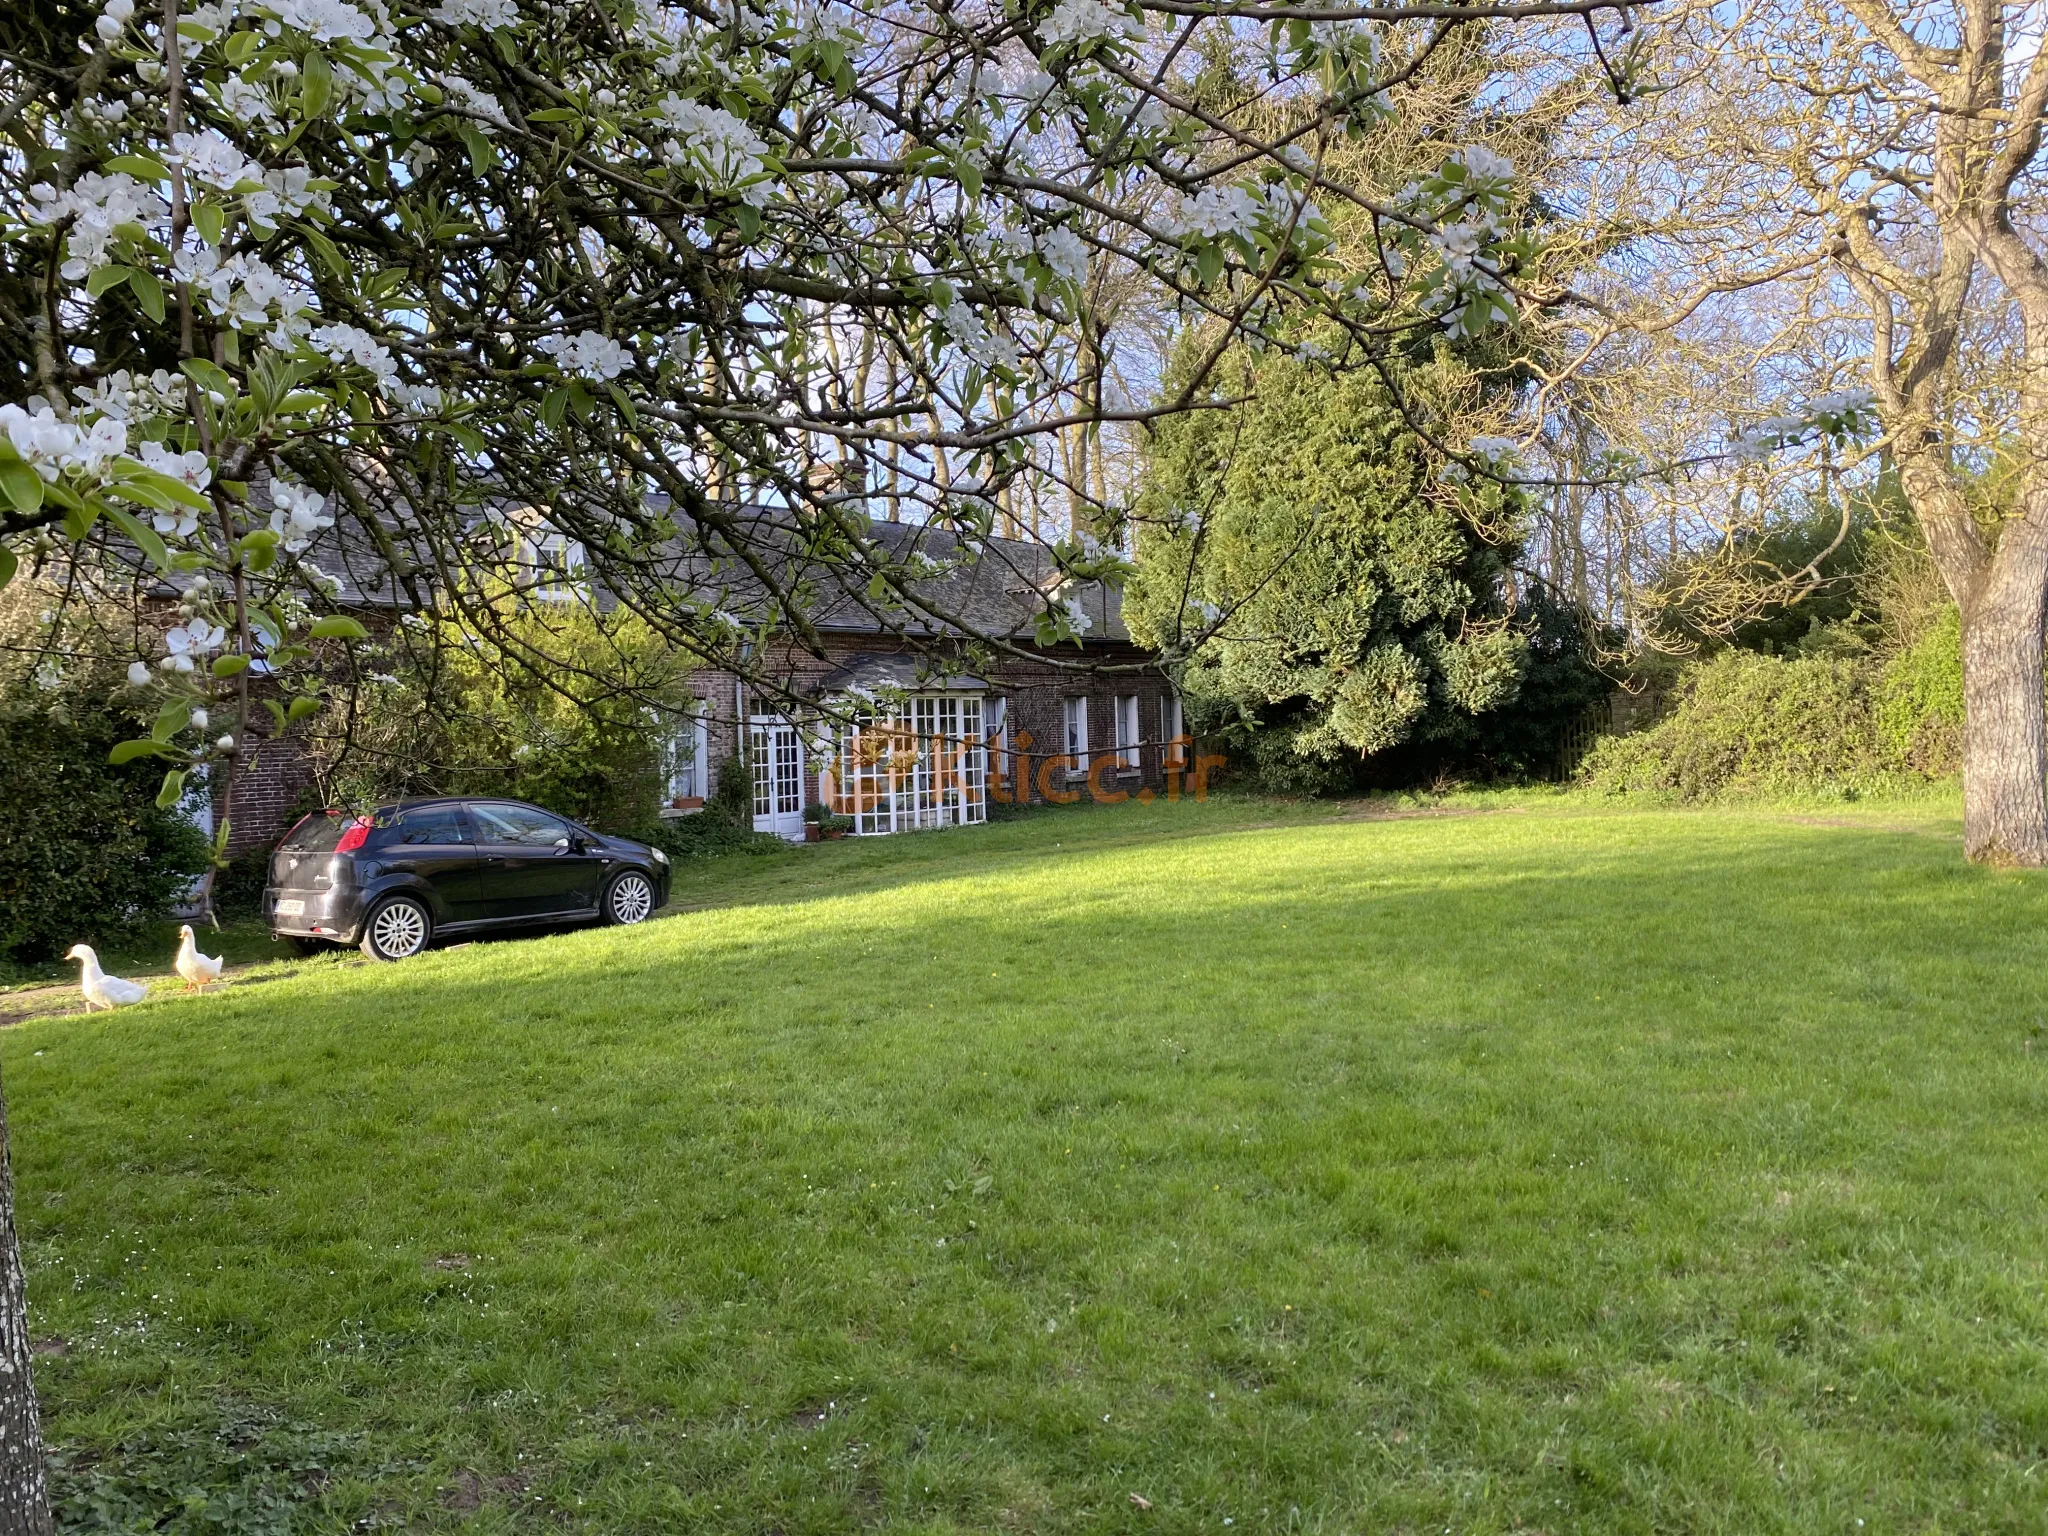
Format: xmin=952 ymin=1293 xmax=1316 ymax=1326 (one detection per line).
xmin=606 ymin=871 xmax=655 ymax=926
xmin=362 ymin=896 xmax=430 ymax=960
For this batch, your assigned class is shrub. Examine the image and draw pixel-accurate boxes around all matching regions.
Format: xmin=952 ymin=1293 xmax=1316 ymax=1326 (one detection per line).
xmin=0 ymin=702 xmax=210 ymax=963
xmin=1578 ymin=649 xmax=1896 ymax=800
xmin=1877 ymin=606 xmax=1965 ymax=773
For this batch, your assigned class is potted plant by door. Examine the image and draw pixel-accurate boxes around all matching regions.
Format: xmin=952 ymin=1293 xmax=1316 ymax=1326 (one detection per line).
xmin=824 ymin=812 xmax=854 ymax=840
xmin=801 ymin=801 xmax=829 ymax=842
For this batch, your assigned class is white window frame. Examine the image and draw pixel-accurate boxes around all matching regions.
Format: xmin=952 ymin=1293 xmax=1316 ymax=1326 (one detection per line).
xmin=1160 ymin=692 xmax=1186 ymax=770
xmin=1064 ymin=696 xmax=1090 ymax=775
xmin=989 ymin=696 xmax=1010 ymax=790
xmin=526 ymin=531 xmax=585 ymax=602
xmin=1115 ymin=694 xmax=1141 ymax=770
xmin=665 ymin=699 xmax=710 ymax=806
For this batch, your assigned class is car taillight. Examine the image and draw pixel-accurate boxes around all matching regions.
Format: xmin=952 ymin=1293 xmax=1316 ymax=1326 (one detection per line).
xmin=335 ymin=818 xmax=372 ymax=853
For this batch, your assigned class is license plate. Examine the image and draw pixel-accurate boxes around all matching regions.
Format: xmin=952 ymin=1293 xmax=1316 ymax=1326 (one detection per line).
xmin=276 ymin=898 xmax=305 ymax=917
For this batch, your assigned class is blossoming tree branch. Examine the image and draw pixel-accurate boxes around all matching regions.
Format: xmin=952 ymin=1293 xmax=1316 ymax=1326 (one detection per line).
xmin=1 ymin=0 xmax=1646 ymax=867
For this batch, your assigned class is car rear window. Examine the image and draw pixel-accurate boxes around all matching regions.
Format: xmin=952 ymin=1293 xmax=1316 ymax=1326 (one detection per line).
xmin=278 ymin=811 xmax=362 ymax=853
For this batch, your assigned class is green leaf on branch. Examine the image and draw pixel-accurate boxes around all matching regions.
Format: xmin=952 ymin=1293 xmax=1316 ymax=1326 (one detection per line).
xmin=457 ymin=122 xmax=495 ymax=176
xmin=105 ymin=505 xmax=172 ymax=571
xmin=0 ymin=461 xmax=43 ymax=513
xmin=302 ymin=48 xmax=334 ymax=118
xmin=224 ymin=29 xmax=260 ymax=64
xmin=212 ymin=653 xmax=250 ymax=678
xmin=541 ymin=386 xmax=569 ymax=430
xmin=302 ymin=223 xmax=348 ymax=280
xmin=0 ymin=546 xmax=16 ymax=590
xmin=128 ymin=266 xmax=166 ymax=322
xmin=106 ymin=154 xmax=171 ymax=181
xmin=308 ymin=616 xmax=368 ymax=640
xmin=156 ymin=769 xmax=187 ymax=810
xmin=86 ymin=264 xmax=135 ymax=297
xmin=193 ymin=200 xmax=225 ymax=247
xmin=110 ymin=738 xmax=172 ymax=765
xmin=181 ymin=357 xmax=237 ymax=402
xmin=606 ymin=383 xmax=638 ymax=430
xmin=263 ymin=698 xmax=288 ymax=732
xmin=152 ymin=699 xmax=192 ymax=742
xmin=286 ymin=694 xmax=323 ymax=720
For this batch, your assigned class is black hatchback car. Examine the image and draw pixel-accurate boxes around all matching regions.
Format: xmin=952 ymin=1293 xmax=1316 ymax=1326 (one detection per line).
xmin=265 ymin=798 xmax=671 ymax=961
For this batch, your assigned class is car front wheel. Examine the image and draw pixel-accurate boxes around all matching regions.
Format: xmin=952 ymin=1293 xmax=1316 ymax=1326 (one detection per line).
xmin=604 ymin=870 xmax=656 ymax=926
xmin=361 ymin=895 xmax=432 ymax=961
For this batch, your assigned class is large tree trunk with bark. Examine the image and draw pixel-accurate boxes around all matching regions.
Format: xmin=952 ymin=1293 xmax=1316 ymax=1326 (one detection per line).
xmin=0 ymin=1075 xmax=50 ymax=1536
xmin=1959 ymin=559 xmax=2048 ymax=866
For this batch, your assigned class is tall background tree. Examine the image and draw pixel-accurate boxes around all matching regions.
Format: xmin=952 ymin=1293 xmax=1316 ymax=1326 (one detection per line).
xmin=1521 ymin=0 xmax=2048 ymax=863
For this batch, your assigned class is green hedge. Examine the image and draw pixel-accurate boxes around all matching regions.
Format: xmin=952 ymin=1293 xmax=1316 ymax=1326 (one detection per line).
xmin=0 ymin=704 xmax=210 ymax=963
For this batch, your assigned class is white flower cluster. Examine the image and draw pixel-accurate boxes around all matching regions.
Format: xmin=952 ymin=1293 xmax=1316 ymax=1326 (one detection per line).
xmin=430 ymin=0 xmax=520 ymax=28
xmin=173 ymin=249 xmax=316 ymax=335
xmin=307 ymin=322 xmax=399 ymax=383
xmin=438 ymin=72 xmax=509 ymax=130
xmin=269 ymin=478 xmax=333 ymax=550
xmin=1161 ymin=182 xmax=1308 ymax=243
xmin=137 ymin=442 xmax=213 ymax=537
xmin=75 ymin=369 xmax=185 ymax=424
xmin=1728 ymin=388 xmax=1879 ymax=462
xmin=25 ymin=172 xmax=169 ymax=280
xmin=265 ymin=0 xmax=381 ymax=45
xmin=939 ymin=299 xmax=1021 ymax=372
xmin=980 ymin=223 xmax=1091 ymax=296
xmin=209 ymin=73 xmax=278 ymax=127
xmin=536 ymin=330 xmax=632 ymax=380
xmin=165 ymin=131 xmax=325 ymax=230
xmin=1467 ymin=435 xmax=1520 ymax=464
xmin=0 ymin=402 xmax=126 ymax=481
xmin=659 ymin=96 xmax=771 ymax=204
xmin=1040 ymin=0 xmax=1143 ymax=48
xmin=169 ymin=128 xmax=266 ymax=192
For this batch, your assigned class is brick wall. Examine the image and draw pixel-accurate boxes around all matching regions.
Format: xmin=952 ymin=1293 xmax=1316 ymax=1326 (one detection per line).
xmin=678 ymin=633 xmax=1201 ymax=814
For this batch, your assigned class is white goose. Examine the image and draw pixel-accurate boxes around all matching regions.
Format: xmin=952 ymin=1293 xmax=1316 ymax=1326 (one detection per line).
xmin=174 ymin=925 xmax=224 ymax=992
xmin=65 ymin=945 xmax=149 ymax=1011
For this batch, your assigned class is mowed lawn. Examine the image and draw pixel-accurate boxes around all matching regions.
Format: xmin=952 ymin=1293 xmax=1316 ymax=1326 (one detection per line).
xmin=9 ymin=793 xmax=2048 ymax=1533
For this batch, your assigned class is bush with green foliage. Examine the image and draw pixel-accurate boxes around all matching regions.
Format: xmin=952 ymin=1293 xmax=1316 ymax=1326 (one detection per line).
xmin=319 ymin=597 xmax=696 ymax=833
xmin=0 ymin=699 xmax=210 ymax=964
xmin=1578 ymin=648 xmax=1896 ymax=800
xmin=625 ymin=758 xmax=792 ymax=862
xmin=1877 ymin=606 xmax=1965 ymax=773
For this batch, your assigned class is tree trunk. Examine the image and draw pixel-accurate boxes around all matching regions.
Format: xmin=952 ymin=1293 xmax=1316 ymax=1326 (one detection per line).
xmin=0 ymin=1073 xmax=51 ymax=1536
xmin=1960 ymin=562 xmax=2048 ymax=865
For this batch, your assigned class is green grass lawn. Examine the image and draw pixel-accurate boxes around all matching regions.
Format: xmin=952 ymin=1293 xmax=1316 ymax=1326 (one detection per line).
xmin=9 ymin=791 xmax=2048 ymax=1533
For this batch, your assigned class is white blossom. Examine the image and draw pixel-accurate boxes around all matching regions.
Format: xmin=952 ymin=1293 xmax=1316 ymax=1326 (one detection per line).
xmin=126 ymin=659 xmax=153 ymax=687
xmin=210 ymin=74 xmax=277 ymax=126
xmin=1468 ymin=435 xmax=1520 ymax=463
xmin=0 ymin=401 xmax=125 ymax=480
xmin=165 ymin=617 xmax=226 ymax=659
xmin=535 ymin=329 xmax=632 ymax=380
xmin=191 ymin=707 xmax=211 ymax=731
xmin=308 ymin=322 xmax=399 ymax=382
xmin=1038 ymin=226 xmax=1089 ymax=286
xmin=658 ymin=97 xmax=771 ymax=203
xmin=26 ymin=172 xmax=169 ymax=280
xmin=1040 ymin=0 xmax=1142 ymax=48
xmin=430 ymin=0 xmax=520 ymax=27
xmin=269 ymin=478 xmax=334 ymax=550
xmin=95 ymin=0 xmax=136 ymax=39
xmin=266 ymin=0 xmax=380 ymax=45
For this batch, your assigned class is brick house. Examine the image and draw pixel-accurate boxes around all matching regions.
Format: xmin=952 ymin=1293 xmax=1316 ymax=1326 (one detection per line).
xmin=216 ymin=513 xmax=1194 ymax=853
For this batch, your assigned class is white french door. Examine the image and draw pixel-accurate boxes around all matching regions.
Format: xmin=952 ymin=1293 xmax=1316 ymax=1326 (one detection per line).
xmin=749 ymin=715 xmax=807 ymax=841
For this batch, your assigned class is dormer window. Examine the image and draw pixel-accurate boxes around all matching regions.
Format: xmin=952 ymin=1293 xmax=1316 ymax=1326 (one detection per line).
xmin=523 ymin=531 xmax=585 ymax=602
